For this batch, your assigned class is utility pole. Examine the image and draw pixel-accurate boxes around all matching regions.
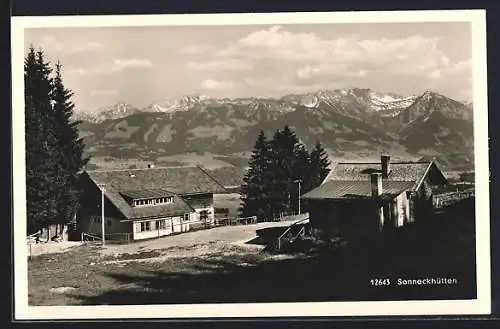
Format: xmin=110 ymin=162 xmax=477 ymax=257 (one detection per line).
xmin=98 ymin=184 xmax=106 ymax=246
xmin=294 ymin=179 xmax=302 ymax=215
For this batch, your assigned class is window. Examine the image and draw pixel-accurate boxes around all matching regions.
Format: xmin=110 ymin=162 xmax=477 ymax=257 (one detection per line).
xmin=156 ymin=220 xmax=166 ymax=230
xmin=140 ymin=221 xmax=151 ymax=232
xmin=133 ymin=196 xmax=174 ymax=207
xmin=183 ymin=213 xmax=190 ymax=222
xmin=200 ymin=210 xmax=209 ymax=222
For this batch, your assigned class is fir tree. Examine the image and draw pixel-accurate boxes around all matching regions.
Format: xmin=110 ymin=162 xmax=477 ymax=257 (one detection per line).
xmin=239 ymin=130 xmax=272 ymax=220
xmin=267 ymin=125 xmax=311 ymax=217
xmin=25 ymin=47 xmax=62 ymax=235
xmin=51 ymin=61 xmax=90 ymax=231
xmin=308 ymin=141 xmax=331 ymax=191
xmin=268 ymin=126 xmax=299 ymax=216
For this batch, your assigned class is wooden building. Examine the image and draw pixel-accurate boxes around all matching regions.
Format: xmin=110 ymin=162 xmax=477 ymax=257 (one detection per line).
xmin=301 ymin=155 xmax=448 ymax=238
xmin=76 ymin=165 xmax=227 ymax=241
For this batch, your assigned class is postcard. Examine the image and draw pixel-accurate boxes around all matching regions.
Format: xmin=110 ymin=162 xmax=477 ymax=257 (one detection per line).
xmin=11 ymin=10 xmax=490 ymax=320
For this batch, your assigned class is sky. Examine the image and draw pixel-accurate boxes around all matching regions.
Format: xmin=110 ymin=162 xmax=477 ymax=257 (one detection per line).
xmin=24 ymin=22 xmax=473 ymax=112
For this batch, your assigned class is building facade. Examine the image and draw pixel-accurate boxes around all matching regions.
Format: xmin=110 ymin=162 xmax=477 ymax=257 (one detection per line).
xmin=76 ymin=165 xmax=227 ymax=241
xmin=302 ymin=155 xmax=448 ymax=239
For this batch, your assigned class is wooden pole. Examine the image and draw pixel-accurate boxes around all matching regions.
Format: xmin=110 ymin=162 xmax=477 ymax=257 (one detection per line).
xmin=298 ymin=180 xmax=301 ymax=215
xmin=99 ymin=184 xmax=106 ymax=246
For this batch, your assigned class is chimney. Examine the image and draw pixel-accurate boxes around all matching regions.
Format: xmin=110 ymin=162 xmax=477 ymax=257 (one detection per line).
xmin=381 ymin=154 xmax=391 ymax=178
xmin=371 ymin=172 xmax=383 ymax=197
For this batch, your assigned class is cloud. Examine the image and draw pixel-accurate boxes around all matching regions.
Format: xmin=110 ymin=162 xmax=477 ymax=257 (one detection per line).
xmin=178 ymin=45 xmax=215 ymax=54
xmin=66 ymin=58 xmax=155 ymax=76
xmin=181 ymin=26 xmax=471 ymax=100
xmin=114 ymin=58 xmax=155 ymax=68
xmin=66 ymin=66 xmax=120 ymax=76
xmin=428 ymin=69 xmax=441 ymax=79
xmin=187 ymin=58 xmax=253 ymax=71
xmin=37 ymin=36 xmax=103 ymax=55
xmin=200 ymin=79 xmax=236 ymax=90
xmin=447 ymin=59 xmax=471 ymax=75
xmin=90 ymin=89 xmax=118 ymax=98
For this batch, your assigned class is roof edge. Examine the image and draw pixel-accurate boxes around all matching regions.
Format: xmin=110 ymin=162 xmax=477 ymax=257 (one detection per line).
xmin=337 ymin=161 xmax=432 ymax=165
xmin=414 ymin=161 xmax=435 ymax=191
xmin=85 ymin=165 xmax=200 ymax=173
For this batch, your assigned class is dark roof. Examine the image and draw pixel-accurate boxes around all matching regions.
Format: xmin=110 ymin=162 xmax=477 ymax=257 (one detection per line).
xmin=84 ymin=166 xmax=226 ymax=220
xmin=324 ymin=161 xmax=432 ymax=187
xmin=120 ymin=189 xmax=175 ymax=200
xmin=86 ymin=166 xmax=226 ymax=195
xmin=206 ymin=166 xmax=248 ymax=188
xmin=302 ymin=180 xmax=415 ymax=200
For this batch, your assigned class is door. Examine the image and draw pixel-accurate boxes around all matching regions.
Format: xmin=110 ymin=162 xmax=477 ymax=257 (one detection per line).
xmin=172 ymin=217 xmax=181 ymax=233
xmin=164 ymin=219 xmax=172 ymax=235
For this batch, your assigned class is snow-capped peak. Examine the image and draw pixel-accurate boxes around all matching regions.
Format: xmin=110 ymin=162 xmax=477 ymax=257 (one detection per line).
xmin=143 ymin=94 xmax=209 ymax=113
xmin=72 ymin=102 xmax=141 ymax=123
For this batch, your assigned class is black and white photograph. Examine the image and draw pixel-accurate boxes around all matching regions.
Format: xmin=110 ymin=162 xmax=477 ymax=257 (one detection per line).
xmin=11 ymin=10 xmax=490 ymax=319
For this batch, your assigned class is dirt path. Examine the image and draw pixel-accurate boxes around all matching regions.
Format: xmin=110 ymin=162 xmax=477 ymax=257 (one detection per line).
xmin=99 ymin=219 xmax=298 ymax=257
xmin=27 ymin=241 xmax=84 ymax=257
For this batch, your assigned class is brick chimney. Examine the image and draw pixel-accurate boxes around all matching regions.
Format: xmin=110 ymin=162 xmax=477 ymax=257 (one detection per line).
xmin=381 ymin=154 xmax=391 ymax=178
xmin=371 ymin=172 xmax=383 ymax=197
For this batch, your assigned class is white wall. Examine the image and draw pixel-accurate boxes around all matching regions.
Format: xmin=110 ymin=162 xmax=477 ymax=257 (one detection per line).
xmin=395 ymin=193 xmax=411 ymax=227
xmin=191 ymin=206 xmax=215 ymax=224
xmin=132 ymin=215 xmax=193 ymax=240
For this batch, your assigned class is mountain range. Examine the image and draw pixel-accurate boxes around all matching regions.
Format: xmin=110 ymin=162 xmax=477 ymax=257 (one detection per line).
xmin=75 ymin=88 xmax=474 ymax=171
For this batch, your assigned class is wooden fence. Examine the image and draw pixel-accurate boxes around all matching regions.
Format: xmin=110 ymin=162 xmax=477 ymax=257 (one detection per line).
xmin=213 ymin=216 xmax=257 ymax=226
xmin=433 ymin=188 xmax=475 ymax=209
xmin=272 ymin=213 xmax=309 ymax=222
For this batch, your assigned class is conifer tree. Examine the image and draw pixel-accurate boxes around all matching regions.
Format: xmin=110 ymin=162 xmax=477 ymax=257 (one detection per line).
xmin=25 ymin=47 xmax=89 ymax=237
xmin=267 ymin=126 xmax=299 ymax=216
xmin=51 ymin=61 xmax=89 ymax=231
xmin=239 ymin=130 xmax=272 ymax=220
xmin=308 ymin=141 xmax=331 ymax=191
xmin=25 ymin=47 xmax=62 ymax=235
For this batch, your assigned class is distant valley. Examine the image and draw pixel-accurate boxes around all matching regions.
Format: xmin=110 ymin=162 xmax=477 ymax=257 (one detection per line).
xmin=75 ymin=88 xmax=474 ymax=171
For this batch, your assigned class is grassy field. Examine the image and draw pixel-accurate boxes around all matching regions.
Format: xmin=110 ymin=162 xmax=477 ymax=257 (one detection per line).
xmin=28 ymin=199 xmax=476 ymax=306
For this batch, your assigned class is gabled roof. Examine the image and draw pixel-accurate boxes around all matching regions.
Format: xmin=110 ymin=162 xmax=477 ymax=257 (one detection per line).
xmin=324 ymin=161 xmax=432 ymax=183
xmin=206 ymin=166 xmax=248 ymax=188
xmin=84 ymin=166 xmax=226 ymax=220
xmin=86 ymin=166 xmax=226 ymax=195
xmin=302 ymin=180 xmax=415 ymax=200
xmin=303 ymin=159 xmax=447 ymax=201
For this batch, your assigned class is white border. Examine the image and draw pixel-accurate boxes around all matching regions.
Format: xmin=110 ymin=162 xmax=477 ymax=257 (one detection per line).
xmin=11 ymin=10 xmax=490 ymax=320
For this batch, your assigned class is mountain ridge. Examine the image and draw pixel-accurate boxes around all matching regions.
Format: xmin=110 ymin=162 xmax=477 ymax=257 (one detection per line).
xmin=75 ymin=88 xmax=474 ymax=171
